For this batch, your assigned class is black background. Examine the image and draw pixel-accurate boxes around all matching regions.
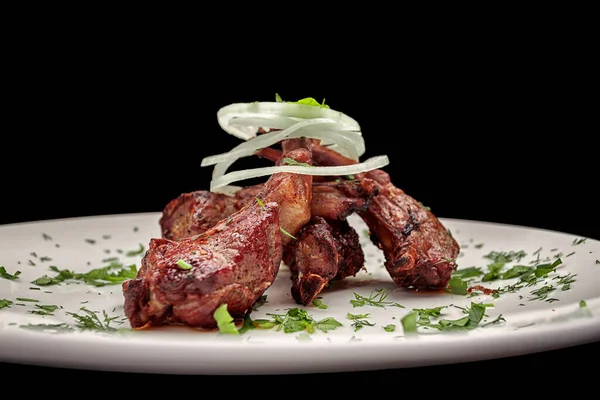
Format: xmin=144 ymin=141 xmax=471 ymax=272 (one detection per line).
xmin=1 ymin=46 xmax=597 ymax=240
xmin=1 ymin=28 xmax=598 ymax=388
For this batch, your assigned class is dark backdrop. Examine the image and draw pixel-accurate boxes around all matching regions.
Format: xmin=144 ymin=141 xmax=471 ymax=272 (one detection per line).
xmin=1 ymin=46 xmax=597 ymax=241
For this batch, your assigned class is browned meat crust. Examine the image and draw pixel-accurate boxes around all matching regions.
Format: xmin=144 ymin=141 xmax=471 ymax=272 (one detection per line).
xmin=283 ymin=216 xmax=365 ymax=305
xmin=122 ymin=138 xmax=314 ymax=329
xmin=311 ymin=145 xmax=460 ymax=290
xmin=160 ymin=178 xmax=377 ymax=241
xmin=123 ymin=201 xmax=282 ymax=329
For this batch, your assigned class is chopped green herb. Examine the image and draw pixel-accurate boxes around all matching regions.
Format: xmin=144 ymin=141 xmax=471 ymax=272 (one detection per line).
xmin=452 ymin=266 xmax=483 ymax=279
xmin=501 ymin=265 xmax=534 ymax=280
xmin=280 ymin=227 xmax=297 ymax=240
xmin=66 ymin=307 xmax=119 ymax=331
xmin=0 ymin=266 xmax=21 ymax=280
xmin=596 ymin=260 xmax=600 ymax=264
xmin=312 ymin=298 xmax=329 ymax=309
xmin=0 ymin=299 xmax=13 ymax=309
xmin=553 ymin=273 xmax=577 ymax=291
xmin=237 ymin=314 xmax=256 ymax=334
xmin=350 ymin=288 xmax=404 ymax=308
xmin=572 ymin=238 xmax=587 ymax=245
xmin=580 ymin=300 xmax=587 ymax=307
xmin=42 ymin=233 xmax=53 ymax=241
xmin=84 ymin=238 xmax=96 ymax=244
xmin=481 ymin=314 xmax=506 ymax=327
xmin=418 ymin=201 xmax=431 ymax=211
xmin=31 ymin=262 xmax=138 ymax=287
xmin=35 ymin=304 xmax=59 ymax=312
xmin=16 ymin=297 xmax=39 ymax=302
xmin=383 ymin=324 xmax=396 ymax=332
xmin=125 ymin=243 xmax=145 ymax=257
xmin=213 ymin=304 xmax=239 ymax=335
xmin=401 ymin=303 xmax=499 ymax=333
xmin=20 ymin=323 xmax=74 ymax=332
xmin=282 ymin=158 xmax=313 ymax=168
xmin=255 ymin=197 xmax=265 ymax=207
xmin=175 ymin=259 xmax=194 ymax=269
xmin=447 ymin=277 xmax=468 ymax=295
xmin=276 ymin=93 xmax=330 ymax=109
xmin=483 ymin=250 xmax=527 ymax=263
xmin=347 ymin=313 xmax=375 ymax=331
xmin=474 ymin=243 xmax=484 ymax=249
xmin=529 ymin=285 xmax=555 ymax=301
xmin=257 ymin=308 xmax=342 ymax=334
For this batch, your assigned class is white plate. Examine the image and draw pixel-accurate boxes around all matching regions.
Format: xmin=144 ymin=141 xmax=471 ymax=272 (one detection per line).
xmin=1 ymin=213 xmax=599 ymax=375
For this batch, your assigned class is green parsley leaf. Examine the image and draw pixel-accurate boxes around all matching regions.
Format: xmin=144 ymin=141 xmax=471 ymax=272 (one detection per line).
xmin=383 ymin=324 xmax=396 ymax=332
xmin=0 ymin=266 xmax=21 ymax=280
xmin=314 ymin=317 xmax=343 ymax=332
xmin=447 ymin=276 xmax=468 ymax=295
xmin=500 ymin=265 xmax=533 ymax=280
xmin=0 ymin=299 xmax=13 ymax=309
xmin=452 ymin=266 xmax=483 ymax=279
xmin=237 ymin=314 xmax=256 ymax=334
xmin=275 ymin=94 xmax=330 ymax=109
xmin=312 ymin=298 xmax=329 ymax=309
xmin=260 ymin=308 xmax=342 ymax=334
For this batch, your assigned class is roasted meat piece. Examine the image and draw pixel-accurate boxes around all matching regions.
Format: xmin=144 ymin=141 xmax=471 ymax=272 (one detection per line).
xmin=311 ymin=145 xmax=460 ymax=290
xmin=258 ymin=144 xmax=460 ymax=290
xmin=122 ymin=138 xmax=314 ymax=329
xmin=160 ymin=178 xmax=377 ymax=240
xmin=158 ymin=160 xmax=378 ymax=305
xmin=160 ymin=185 xmax=262 ymax=241
xmin=283 ymin=216 xmax=365 ymax=305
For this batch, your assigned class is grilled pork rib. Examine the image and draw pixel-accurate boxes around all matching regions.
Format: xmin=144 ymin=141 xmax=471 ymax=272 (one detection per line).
xmin=159 ymin=177 xmax=378 ymax=305
xmin=283 ymin=216 xmax=365 ymax=305
xmin=122 ymin=138 xmax=314 ymax=329
xmin=258 ymin=144 xmax=460 ymax=290
xmin=312 ymin=145 xmax=460 ymax=290
xmin=160 ymin=179 xmax=377 ymax=240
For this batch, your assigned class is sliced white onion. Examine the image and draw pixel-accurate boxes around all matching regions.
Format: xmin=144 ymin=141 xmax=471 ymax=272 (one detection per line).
xmin=201 ymin=118 xmax=338 ymax=168
xmin=217 ymin=102 xmax=361 ymax=141
xmin=209 ymin=155 xmax=390 ymax=191
xmin=212 ymin=185 xmax=243 ymax=196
